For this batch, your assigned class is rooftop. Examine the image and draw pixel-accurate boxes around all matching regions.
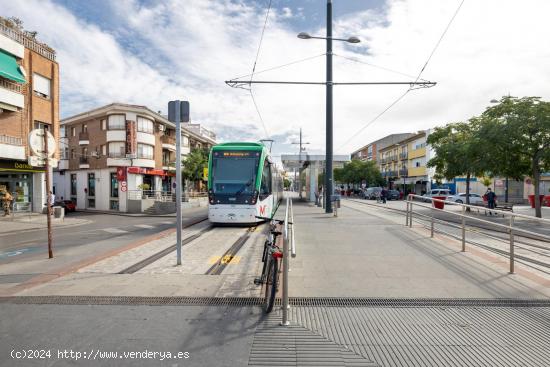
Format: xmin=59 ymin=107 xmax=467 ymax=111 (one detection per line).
xmin=0 ymin=16 xmax=56 ymax=61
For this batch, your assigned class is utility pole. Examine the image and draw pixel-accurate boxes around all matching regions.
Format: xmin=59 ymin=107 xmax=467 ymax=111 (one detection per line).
xmin=291 ymin=128 xmax=309 ymax=198
xmin=43 ymin=126 xmax=53 ymax=258
xmin=325 ymin=0 xmax=333 ymax=213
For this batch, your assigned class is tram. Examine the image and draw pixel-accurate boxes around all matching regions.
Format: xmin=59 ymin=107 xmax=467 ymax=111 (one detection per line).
xmin=207 ymin=142 xmax=283 ymax=224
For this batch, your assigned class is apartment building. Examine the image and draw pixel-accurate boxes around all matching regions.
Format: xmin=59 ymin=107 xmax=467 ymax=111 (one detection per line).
xmin=350 ymin=133 xmax=414 ymax=163
xmin=53 ymin=103 xmax=216 ymax=212
xmin=377 ymin=130 xmax=435 ymax=194
xmin=0 ymin=17 xmax=59 ymax=212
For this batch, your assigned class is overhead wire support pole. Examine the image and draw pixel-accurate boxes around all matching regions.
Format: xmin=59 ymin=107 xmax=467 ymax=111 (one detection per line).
xmin=326 ymin=0 xmax=333 ymax=213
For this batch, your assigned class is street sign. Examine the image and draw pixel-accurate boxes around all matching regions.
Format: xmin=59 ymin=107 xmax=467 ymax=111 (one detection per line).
xmin=121 ymin=186 xmax=127 ymax=192
xmin=121 ymin=181 xmax=127 ymax=187
xmin=203 ymin=167 xmax=208 ymax=181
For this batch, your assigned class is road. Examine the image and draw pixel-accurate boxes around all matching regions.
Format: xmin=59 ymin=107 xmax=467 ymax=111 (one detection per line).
xmin=0 ymin=208 xmax=208 ymax=292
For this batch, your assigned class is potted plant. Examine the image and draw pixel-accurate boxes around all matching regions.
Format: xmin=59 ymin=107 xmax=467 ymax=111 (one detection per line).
xmin=137 ymin=183 xmax=150 ymax=199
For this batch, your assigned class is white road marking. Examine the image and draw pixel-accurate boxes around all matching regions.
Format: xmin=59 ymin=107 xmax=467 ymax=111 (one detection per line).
xmin=134 ymin=224 xmax=155 ymax=229
xmin=102 ymin=227 xmax=128 ymax=234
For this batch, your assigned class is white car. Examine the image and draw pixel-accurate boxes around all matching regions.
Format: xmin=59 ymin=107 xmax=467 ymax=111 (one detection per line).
xmin=421 ymin=189 xmax=451 ymax=202
xmin=447 ymin=193 xmax=484 ymax=204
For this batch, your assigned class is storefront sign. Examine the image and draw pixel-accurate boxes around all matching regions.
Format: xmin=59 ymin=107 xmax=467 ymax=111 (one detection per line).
xmin=125 ymin=120 xmax=136 ymax=156
xmin=116 ymin=166 xmax=127 ymax=181
xmin=203 ymin=167 xmax=208 ymax=181
xmin=127 ymin=167 xmax=168 ymax=176
xmin=0 ymin=159 xmax=45 ymax=172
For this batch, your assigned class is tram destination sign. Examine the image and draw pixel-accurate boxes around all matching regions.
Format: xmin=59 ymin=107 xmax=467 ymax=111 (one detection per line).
xmin=216 ymin=151 xmax=259 ymax=158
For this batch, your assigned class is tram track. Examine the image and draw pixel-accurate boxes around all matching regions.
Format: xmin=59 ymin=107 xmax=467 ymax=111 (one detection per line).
xmin=118 ymin=216 xmax=210 ymax=274
xmin=204 ymin=225 xmax=262 ymax=275
xmin=344 ymin=198 xmax=550 ymax=272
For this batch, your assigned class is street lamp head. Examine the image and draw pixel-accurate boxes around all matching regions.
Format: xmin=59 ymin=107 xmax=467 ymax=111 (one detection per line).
xmin=297 ymin=32 xmax=312 ymax=39
xmin=490 ymin=99 xmax=499 ymax=104
xmin=347 ymin=36 xmax=361 ymax=43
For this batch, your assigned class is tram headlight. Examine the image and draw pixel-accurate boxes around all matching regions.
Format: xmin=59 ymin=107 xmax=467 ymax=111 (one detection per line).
xmin=208 ymin=190 xmax=214 ymax=204
xmin=251 ymin=190 xmax=259 ymax=205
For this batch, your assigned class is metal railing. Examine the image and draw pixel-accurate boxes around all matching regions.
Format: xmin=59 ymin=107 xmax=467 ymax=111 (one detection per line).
xmin=127 ymin=190 xmax=207 ymax=202
xmin=405 ymin=194 xmax=550 ymax=274
xmin=0 ymin=21 xmax=56 ymax=61
xmin=0 ymin=134 xmax=23 ymax=146
xmin=282 ymin=195 xmax=296 ymax=326
xmin=0 ymin=77 xmax=23 ymax=93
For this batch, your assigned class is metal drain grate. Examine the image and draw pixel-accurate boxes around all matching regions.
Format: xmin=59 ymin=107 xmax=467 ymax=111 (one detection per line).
xmin=1 ymin=296 xmax=549 ymax=307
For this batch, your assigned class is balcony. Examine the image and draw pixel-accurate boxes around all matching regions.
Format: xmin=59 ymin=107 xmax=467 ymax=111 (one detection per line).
xmin=79 ymin=132 xmax=89 ymax=145
xmin=400 ymin=152 xmax=408 ymax=160
xmin=161 ymin=135 xmax=176 ymax=151
xmin=390 ymin=155 xmax=398 ymax=162
xmin=0 ymin=134 xmax=25 ymax=160
xmin=58 ymin=159 xmax=69 ymax=170
xmin=0 ymin=78 xmax=24 ymax=110
xmin=79 ymin=156 xmax=89 ymax=169
xmin=0 ymin=22 xmax=56 ymax=61
xmin=399 ymin=168 xmax=408 ymax=176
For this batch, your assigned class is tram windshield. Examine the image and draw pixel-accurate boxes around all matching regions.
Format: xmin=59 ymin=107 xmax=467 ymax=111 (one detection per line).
xmin=211 ymin=150 xmax=260 ymax=194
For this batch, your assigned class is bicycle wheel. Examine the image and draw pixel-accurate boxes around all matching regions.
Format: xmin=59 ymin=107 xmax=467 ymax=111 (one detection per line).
xmin=264 ymin=257 xmax=278 ymax=313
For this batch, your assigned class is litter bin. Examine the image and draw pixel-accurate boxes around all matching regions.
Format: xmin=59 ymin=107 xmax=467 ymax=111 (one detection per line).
xmin=53 ymin=206 xmax=65 ymax=219
xmin=432 ymin=196 xmax=446 ymax=210
xmin=544 ymin=195 xmax=550 ymax=207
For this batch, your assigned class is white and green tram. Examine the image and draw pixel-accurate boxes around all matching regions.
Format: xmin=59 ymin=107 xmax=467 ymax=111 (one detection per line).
xmin=207 ymin=142 xmax=282 ymax=224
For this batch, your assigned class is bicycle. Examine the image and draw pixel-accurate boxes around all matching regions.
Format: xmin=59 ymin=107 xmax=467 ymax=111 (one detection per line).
xmin=254 ymin=216 xmax=288 ymax=313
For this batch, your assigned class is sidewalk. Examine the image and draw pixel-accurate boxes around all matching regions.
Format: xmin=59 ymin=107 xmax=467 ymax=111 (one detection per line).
xmin=0 ymin=213 xmax=90 ymax=234
xmin=289 ymin=200 xmax=550 ymax=299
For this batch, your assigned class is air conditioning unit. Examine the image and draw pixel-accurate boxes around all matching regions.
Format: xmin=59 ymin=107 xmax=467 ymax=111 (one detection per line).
xmin=91 ymin=151 xmax=99 ymax=158
xmin=157 ymin=124 xmax=165 ymax=132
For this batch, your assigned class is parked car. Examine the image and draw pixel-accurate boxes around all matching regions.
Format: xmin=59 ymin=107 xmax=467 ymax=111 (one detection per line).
xmin=421 ymin=189 xmax=451 ymax=202
xmin=362 ymin=187 xmax=383 ymax=200
xmin=446 ymin=193 xmax=484 ymax=205
xmin=387 ymin=190 xmax=400 ymax=200
xmin=55 ymin=200 xmax=76 ymax=212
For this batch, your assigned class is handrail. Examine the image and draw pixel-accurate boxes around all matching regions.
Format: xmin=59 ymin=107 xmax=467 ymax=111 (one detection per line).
xmin=281 ymin=196 xmax=291 ymax=326
xmin=290 ymin=198 xmax=296 ymax=258
xmin=406 ymin=193 xmax=550 ymax=274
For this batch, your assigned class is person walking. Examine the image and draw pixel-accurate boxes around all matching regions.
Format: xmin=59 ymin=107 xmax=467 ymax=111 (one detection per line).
xmin=486 ymin=188 xmax=497 ymax=216
xmin=380 ymin=187 xmax=387 ymax=204
xmin=1 ymin=189 xmax=13 ymax=216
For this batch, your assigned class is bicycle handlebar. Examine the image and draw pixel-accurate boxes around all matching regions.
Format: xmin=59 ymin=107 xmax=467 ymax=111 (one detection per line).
xmin=255 ymin=216 xmax=292 ymax=225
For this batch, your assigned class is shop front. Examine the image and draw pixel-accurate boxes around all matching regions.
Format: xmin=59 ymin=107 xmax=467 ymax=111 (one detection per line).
xmin=0 ymin=159 xmax=45 ymax=212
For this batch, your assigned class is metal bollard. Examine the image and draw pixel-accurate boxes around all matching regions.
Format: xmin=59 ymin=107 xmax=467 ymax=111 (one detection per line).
xmin=461 ymin=206 xmax=466 ymax=252
xmin=405 ymin=201 xmax=409 ymax=226
xmin=409 ymin=201 xmax=413 ymax=228
xmin=509 ymin=216 xmax=515 ymax=274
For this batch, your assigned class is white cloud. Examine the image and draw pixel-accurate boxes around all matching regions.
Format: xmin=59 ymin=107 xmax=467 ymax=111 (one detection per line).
xmin=2 ymin=0 xmax=550 ymax=158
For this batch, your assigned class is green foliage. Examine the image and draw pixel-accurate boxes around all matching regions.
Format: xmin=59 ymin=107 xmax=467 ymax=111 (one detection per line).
xmin=334 ymin=159 xmax=384 ymax=187
xmin=283 ymin=178 xmax=291 ymax=189
xmin=137 ymin=183 xmax=150 ymax=190
xmin=182 ymin=148 xmax=209 ymax=182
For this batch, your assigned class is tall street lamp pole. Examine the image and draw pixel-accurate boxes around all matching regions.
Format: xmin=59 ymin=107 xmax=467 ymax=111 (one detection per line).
xmin=298 ymin=0 xmax=360 ymax=213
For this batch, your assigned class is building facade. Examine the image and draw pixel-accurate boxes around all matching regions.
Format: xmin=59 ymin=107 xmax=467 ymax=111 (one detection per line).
xmin=350 ymin=133 xmax=414 ymax=163
xmin=53 ymin=103 xmax=216 ymax=212
xmin=0 ymin=17 xmax=59 ymax=212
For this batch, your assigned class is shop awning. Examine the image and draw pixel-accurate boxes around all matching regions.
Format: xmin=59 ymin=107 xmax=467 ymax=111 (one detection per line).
xmin=0 ymin=50 xmax=26 ymax=84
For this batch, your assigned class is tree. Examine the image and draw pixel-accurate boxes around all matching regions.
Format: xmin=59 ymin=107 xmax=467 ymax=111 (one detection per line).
xmin=283 ymin=178 xmax=291 ymax=190
xmin=427 ymin=121 xmax=487 ymax=206
xmin=182 ymin=148 xmax=209 ymax=190
xmin=335 ymin=159 xmax=384 ymax=187
xmin=481 ymin=96 xmax=550 ymax=218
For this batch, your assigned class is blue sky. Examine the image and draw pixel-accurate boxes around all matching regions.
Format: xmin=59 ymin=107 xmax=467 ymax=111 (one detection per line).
xmin=2 ymin=0 xmax=550 ymax=158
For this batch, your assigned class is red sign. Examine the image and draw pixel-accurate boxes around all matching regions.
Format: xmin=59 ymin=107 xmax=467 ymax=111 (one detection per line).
xmin=116 ymin=167 xmax=127 ymax=181
xmin=126 ymin=120 xmax=136 ymax=156
xmin=127 ymin=167 xmax=168 ymax=176
xmin=121 ymin=186 xmax=127 ymax=192
xmin=259 ymin=205 xmax=266 ymax=216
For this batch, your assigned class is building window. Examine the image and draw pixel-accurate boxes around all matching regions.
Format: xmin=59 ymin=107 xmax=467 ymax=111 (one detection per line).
xmin=108 ymin=142 xmax=125 ymax=158
xmin=87 ymin=173 xmax=95 ymax=197
xmin=82 ymin=124 xmax=87 ymax=132
xmin=71 ymin=127 xmax=76 ymax=136
xmin=70 ymin=149 xmax=75 ymax=159
xmin=63 ymin=147 xmax=69 ymax=159
xmin=88 ymin=199 xmax=95 ymax=208
xmin=137 ymin=116 xmax=154 ymax=134
xmin=137 ymin=144 xmax=154 ymax=159
xmin=34 ymin=121 xmax=49 ymax=130
xmin=33 ymin=73 xmax=51 ymax=99
xmin=102 ymin=145 xmax=107 ymax=156
xmin=110 ymin=200 xmax=119 ymax=210
xmin=101 ymin=119 xmax=107 ymax=130
xmin=108 ymin=114 xmax=125 ymax=130
xmin=70 ymin=174 xmax=77 ymax=196
xmin=110 ymin=172 xmax=119 ymax=198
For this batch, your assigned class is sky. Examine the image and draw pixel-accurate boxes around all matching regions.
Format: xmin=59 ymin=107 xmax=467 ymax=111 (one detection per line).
xmin=2 ymin=0 xmax=550 ymax=160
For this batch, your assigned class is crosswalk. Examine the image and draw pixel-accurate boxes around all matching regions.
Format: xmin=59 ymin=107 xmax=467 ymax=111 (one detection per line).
xmin=101 ymin=224 xmax=163 ymax=234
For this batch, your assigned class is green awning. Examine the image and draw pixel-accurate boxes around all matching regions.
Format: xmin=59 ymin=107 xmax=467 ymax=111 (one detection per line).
xmin=0 ymin=50 xmax=26 ymax=84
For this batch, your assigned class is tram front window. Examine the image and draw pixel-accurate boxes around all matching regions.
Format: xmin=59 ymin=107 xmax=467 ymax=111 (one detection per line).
xmin=211 ymin=151 xmax=259 ymax=195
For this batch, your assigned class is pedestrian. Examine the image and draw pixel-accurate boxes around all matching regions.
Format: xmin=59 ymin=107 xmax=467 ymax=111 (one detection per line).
xmin=380 ymin=187 xmax=387 ymax=204
xmin=485 ymin=188 xmax=497 ymax=215
xmin=1 ymin=188 xmax=13 ymax=216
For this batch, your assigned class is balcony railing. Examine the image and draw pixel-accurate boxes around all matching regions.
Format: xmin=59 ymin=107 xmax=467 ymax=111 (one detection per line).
xmin=161 ymin=135 xmax=176 ymax=145
xmin=0 ymin=77 xmax=23 ymax=93
xmin=400 ymin=152 xmax=408 ymax=160
xmin=399 ymin=168 xmax=408 ymax=176
xmin=0 ymin=134 xmax=22 ymax=146
xmin=390 ymin=155 xmax=398 ymax=162
xmin=79 ymin=132 xmax=89 ymax=141
xmin=0 ymin=21 xmax=56 ymax=61
xmin=79 ymin=157 xmax=89 ymax=164
xmin=108 ymin=152 xmax=126 ymax=158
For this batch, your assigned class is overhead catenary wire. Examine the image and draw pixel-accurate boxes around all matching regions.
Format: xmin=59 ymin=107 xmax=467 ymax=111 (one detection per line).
xmin=339 ymin=0 xmax=466 ymax=151
xmin=249 ymin=0 xmax=273 ymax=140
xmin=333 ymin=53 xmax=429 ymax=82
